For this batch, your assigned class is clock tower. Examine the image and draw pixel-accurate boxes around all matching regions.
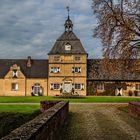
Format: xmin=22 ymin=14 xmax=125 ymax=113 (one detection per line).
xmin=48 ymin=8 xmax=87 ymax=96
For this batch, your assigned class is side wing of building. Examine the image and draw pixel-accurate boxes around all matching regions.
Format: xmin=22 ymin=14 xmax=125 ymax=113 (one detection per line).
xmin=0 ymin=58 xmax=48 ymax=96
xmin=87 ymin=59 xmax=140 ymax=96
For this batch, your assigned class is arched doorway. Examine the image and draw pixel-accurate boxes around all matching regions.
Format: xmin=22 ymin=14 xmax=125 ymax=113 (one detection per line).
xmin=31 ymin=83 xmax=43 ymax=96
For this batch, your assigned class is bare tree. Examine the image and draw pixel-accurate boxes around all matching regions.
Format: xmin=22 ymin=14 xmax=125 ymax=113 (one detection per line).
xmin=92 ymin=0 xmax=140 ymax=59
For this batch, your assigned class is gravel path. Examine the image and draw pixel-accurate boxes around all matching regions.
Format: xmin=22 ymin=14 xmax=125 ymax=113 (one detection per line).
xmin=58 ymin=104 xmax=140 ymax=140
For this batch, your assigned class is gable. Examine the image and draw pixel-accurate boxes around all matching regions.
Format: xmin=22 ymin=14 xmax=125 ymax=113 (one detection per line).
xmin=48 ymin=31 xmax=87 ymax=55
xmin=4 ymin=64 xmax=25 ymax=79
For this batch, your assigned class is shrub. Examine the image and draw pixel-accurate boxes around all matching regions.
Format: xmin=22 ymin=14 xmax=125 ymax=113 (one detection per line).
xmin=128 ymin=90 xmax=133 ymax=96
xmin=134 ymin=91 xmax=138 ymax=96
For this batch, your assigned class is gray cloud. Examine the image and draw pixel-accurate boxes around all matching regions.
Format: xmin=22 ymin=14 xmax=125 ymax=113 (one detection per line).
xmin=0 ymin=0 xmax=103 ymax=59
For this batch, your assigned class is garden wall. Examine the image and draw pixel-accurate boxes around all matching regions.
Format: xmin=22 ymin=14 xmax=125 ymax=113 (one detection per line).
xmin=129 ymin=101 xmax=140 ymax=118
xmin=1 ymin=101 xmax=69 ymax=140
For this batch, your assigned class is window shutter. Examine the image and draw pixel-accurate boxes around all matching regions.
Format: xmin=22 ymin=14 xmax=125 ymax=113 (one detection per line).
xmin=72 ymin=67 xmax=74 ymax=73
xmin=58 ymin=67 xmax=60 ymax=72
xmin=12 ymin=71 xmax=15 ymax=77
xmin=50 ymin=67 xmax=54 ymax=73
xmin=50 ymin=84 xmax=54 ymax=90
xmin=16 ymin=71 xmax=18 ymax=77
xmin=60 ymin=84 xmax=62 ymax=89
xmin=81 ymin=84 xmax=84 ymax=90
xmin=31 ymin=86 xmax=34 ymax=92
xmin=78 ymin=68 xmax=81 ymax=73
xmin=15 ymin=84 xmax=19 ymax=90
xmin=39 ymin=87 xmax=43 ymax=94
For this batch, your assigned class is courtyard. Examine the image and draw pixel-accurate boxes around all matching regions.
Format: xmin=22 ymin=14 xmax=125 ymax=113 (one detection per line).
xmin=57 ymin=103 xmax=140 ymax=140
xmin=0 ymin=97 xmax=140 ymax=139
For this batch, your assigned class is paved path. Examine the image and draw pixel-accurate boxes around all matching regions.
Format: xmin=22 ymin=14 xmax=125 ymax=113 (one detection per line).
xmin=58 ymin=104 xmax=140 ymax=140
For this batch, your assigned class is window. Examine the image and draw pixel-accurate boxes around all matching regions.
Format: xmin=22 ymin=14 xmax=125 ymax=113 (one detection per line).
xmin=97 ymin=83 xmax=104 ymax=91
xmin=50 ymin=67 xmax=60 ymax=73
xmin=74 ymin=84 xmax=84 ymax=90
xmin=33 ymin=83 xmax=40 ymax=95
xmin=31 ymin=83 xmax=43 ymax=96
xmin=72 ymin=67 xmax=81 ymax=73
xmin=12 ymin=69 xmax=18 ymax=78
xmin=50 ymin=83 xmax=60 ymax=90
xmin=75 ymin=56 xmax=81 ymax=62
xmin=54 ymin=56 xmax=60 ymax=62
xmin=136 ymin=84 xmax=140 ymax=91
xmin=65 ymin=43 xmax=71 ymax=50
xmin=11 ymin=83 xmax=18 ymax=91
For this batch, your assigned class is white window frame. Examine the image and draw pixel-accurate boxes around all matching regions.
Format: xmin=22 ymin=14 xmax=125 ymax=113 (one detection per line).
xmin=11 ymin=83 xmax=19 ymax=91
xmin=50 ymin=67 xmax=60 ymax=73
xmin=135 ymin=84 xmax=140 ymax=91
xmin=97 ymin=83 xmax=104 ymax=91
xmin=50 ymin=83 xmax=61 ymax=90
xmin=72 ymin=67 xmax=81 ymax=73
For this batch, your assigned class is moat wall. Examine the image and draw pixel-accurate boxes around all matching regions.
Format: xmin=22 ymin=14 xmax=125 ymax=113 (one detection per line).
xmin=1 ymin=101 xmax=69 ymax=140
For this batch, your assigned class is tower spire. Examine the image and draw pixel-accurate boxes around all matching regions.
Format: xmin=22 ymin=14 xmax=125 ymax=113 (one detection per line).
xmin=64 ymin=6 xmax=73 ymax=32
xmin=66 ymin=6 xmax=70 ymax=19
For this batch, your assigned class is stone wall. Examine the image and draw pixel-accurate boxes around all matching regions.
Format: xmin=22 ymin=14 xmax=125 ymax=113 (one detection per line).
xmin=1 ymin=101 xmax=69 ymax=140
xmin=129 ymin=101 xmax=140 ymax=118
xmin=40 ymin=100 xmax=60 ymax=112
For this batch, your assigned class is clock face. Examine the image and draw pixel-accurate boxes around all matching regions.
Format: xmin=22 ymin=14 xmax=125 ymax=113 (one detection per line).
xmin=65 ymin=43 xmax=71 ymax=50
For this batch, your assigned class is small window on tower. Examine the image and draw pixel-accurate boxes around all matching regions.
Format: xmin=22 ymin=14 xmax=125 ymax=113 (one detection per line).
xmin=54 ymin=56 xmax=60 ymax=62
xmin=65 ymin=43 xmax=71 ymax=51
xmin=75 ymin=56 xmax=81 ymax=62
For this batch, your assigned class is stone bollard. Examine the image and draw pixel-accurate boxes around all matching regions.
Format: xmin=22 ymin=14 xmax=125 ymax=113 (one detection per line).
xmin=129 ymin=101 xmax=140 ymax=118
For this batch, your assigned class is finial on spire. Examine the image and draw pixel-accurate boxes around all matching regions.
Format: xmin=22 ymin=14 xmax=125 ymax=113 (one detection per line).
xmin=66 ymin=6 xmax=70 ymax=18
xmin=64 ymin=6 xmax=73 ymax=32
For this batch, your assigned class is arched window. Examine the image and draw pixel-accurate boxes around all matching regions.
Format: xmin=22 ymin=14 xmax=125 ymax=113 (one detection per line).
xmin=31 ymin=83 xmax=43 ymax=96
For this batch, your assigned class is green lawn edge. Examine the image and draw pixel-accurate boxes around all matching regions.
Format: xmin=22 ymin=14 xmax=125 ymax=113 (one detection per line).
xmin=0 ymin=105 xmax=40 ymax=113
xmin=0 ymin=96 xmax=139 ymax=103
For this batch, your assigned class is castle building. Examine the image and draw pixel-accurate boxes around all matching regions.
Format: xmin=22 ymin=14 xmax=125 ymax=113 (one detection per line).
xmin=0 ymin=14 xmax=139 ymax=96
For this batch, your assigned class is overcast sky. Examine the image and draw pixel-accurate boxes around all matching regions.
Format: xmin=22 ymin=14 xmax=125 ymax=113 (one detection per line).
xmin=0 ymin=0 xmax=103 ymax=59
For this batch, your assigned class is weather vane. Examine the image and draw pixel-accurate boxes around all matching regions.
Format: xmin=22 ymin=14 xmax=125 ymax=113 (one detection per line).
xmin=66 ymin=6 xmax=70 ymax=17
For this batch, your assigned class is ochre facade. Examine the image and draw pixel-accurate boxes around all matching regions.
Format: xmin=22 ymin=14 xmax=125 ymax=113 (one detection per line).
xmin=48 ymin=54 xmax=87 ymax=96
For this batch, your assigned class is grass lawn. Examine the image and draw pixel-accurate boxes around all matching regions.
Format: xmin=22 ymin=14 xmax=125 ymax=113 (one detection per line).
xmin=0 ymin=105 xmax=40 ymax=138
xmin=0 ymin=96 xmax=139 ymax=103
xmin=0 ymin=105 xmax=40 ymax=113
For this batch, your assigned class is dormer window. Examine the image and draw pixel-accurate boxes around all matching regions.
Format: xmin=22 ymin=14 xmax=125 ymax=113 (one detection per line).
xmin=65 ymin=43 xmax=71 ymax=51
xmin=12 ymin=69 xmax=18 ymax=78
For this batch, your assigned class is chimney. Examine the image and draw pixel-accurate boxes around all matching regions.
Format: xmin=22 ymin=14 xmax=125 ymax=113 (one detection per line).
xmin=27 ymin=56 xmax=32 ymax=67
